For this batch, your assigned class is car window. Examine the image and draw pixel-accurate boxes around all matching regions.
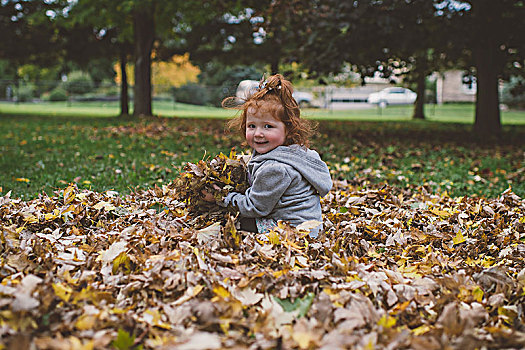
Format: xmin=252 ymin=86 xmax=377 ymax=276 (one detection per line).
xmin=390 ymin=88 xmax=405 ymax=94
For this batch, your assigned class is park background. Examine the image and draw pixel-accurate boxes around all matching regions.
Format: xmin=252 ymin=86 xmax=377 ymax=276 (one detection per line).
xmin=1 ymin=1 xmax=525 ymax=349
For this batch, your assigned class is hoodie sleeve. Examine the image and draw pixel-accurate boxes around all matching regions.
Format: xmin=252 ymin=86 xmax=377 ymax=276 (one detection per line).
xmin=223 ymin=162 xmax=292 ymax=218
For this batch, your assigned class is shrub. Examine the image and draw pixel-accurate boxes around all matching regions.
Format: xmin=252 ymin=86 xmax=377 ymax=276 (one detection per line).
xmin=501 ymin=76 xmax=525 ymax=109
xmin=173 ymin=83 xmax=210 ymax=105
xmin=48 ymin=87 xmax=68 ymax=102
xmin=198 ymin=64 xmax=263 ymax=106
xmin=62 ymin=71 xmax=95 ymax=95
xmin=15 ymin=83 xmax=36 ymax=102
xmin=94 ymin=82 xmax=120 ymax=97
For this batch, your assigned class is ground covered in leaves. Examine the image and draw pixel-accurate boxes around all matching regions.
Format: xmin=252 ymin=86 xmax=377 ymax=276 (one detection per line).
xmin=1 ymin=160 xmax=524 ymax=348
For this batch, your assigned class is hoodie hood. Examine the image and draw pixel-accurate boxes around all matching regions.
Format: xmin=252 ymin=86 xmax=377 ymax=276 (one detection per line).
xmin=250 ymin=145 xmax=332 ymax=197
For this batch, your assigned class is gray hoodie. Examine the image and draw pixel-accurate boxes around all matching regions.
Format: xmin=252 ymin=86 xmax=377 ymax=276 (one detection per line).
xmin=223 ymin=145 xmax=332 ymax=228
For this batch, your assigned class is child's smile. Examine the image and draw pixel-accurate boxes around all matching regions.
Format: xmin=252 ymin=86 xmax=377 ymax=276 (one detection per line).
xmin=245 ymin=108 xmax=287 ymax=154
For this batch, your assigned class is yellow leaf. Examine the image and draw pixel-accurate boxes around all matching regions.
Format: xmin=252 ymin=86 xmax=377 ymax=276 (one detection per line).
xmin=431 ymin=208 xmax=450 ymax=218
xmin=219 ymin=319 xmax=230 ymax=334
xmin=43 ymin=209 xmax=60 ymax=221
xmin=75 ymin=314 xmax=98 ymax=330
xmin=472 ymin=286 xmax=484 ymax=302
xmin=219 ymin=173 xmax=232 ymax=184
xmin=63 ymin=184 xmax=76 ymax=205
xmin=93 ymin=201 xmax=116 ymax=211
xmin=390 ymin=300 xmax=411 ymax=314
xmin=472 ymin=201 xmax=482 ymax=214
xmin=333 ymin=301 xmax=344 ymax=308
xmin=377 ymin=314 xmax=396 ymax=328
xmin=213 ymin=286 xmax=231 ymax=298
xmin=53 ymin=283 xmax=73 ymax=302
xmin=142 ymin=309 xmax=172 ymax=329
xmin=24 ymin=215 xmax=39 ymax=224
xmin=292 ymin=331 xmax=313 ymax=349
xmin=272 ymin=269 xmax=288 ymax=278
xmin=397 ymin=264 xmax=422 ymax=278
xmin=322 ymin=288 xmax=337 ymax=297
xmin=97 ymin=241 xmax=127 ymax=264
xmin=110 ymin=308 xmax=129 ymax=314
xmin=412 ymin=324 xmax=431 ymax=335
xmin=112 ymin=252 xmax=131 ymax=274
xmin=498 ymin=306 xmax=518 ymax=325
xmin=224 ymin=215 xmax=240 ymax=246
xmin=68 ymin=337 xmax=94 ymax=350
xmin=61 ymin=204 xmax=76 ymax=215
xmin=72 ymin=287 xmax=94 ymax=304
xmin=267 ymin=230 xmax=280 ymax=245
xmin=367 ymin=249 xmax=381 ymax=258
xmin=452 ymin=230 xmax=466 ymax=245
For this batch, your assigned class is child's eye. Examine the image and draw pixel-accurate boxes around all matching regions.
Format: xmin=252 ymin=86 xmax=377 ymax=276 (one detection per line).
xmin=264 ymin=124 xmax=273 ymax=128
xmin=247 ymin=124 xmax=255 ymax=128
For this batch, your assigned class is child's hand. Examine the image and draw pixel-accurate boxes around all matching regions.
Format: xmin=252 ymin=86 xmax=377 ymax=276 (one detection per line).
xmin=201 ymin=184 xmax=222 ymax=202
xmin=201 ymin=189 xmax=215 ymax=202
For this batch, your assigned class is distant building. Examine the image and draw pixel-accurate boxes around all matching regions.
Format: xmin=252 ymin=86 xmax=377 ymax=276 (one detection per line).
xmin=435 ymin=70 xmax=476 ymax=104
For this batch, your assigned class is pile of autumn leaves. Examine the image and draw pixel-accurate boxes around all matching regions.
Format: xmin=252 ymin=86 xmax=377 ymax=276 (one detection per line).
xmin=1 ymin=152 xmax=524 ymax=349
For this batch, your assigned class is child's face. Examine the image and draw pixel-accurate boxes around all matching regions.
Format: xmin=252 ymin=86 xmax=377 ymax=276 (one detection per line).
xmin=245 ymin=107 xmax=286 ymax=154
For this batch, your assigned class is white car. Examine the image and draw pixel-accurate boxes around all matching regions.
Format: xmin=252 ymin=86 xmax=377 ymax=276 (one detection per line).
xmin=367 ymin=87 xmax=417 ymax=106
xmin=236 ymin=80 xmax=314 ymax=107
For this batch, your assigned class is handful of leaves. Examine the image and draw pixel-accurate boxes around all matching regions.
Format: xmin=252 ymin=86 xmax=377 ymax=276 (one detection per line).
xmin=174 ymin=150 xmax=249 ymax=224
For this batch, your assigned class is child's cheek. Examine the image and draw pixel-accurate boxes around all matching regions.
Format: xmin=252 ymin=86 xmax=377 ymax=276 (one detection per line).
xmin=245 ymin=130 xmax=253 ymax=144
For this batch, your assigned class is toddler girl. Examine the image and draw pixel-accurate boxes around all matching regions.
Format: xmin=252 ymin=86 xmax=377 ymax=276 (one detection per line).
xmin=218 ymin=74 xmax=332 ymax=237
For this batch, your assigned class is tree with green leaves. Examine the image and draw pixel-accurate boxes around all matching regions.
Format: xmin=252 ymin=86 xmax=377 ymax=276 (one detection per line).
xmin=174 ymin=1 xmax=310 ymax=82
xmin=68 ymin=0 xmax=255 ymax=117
xmin=290 ymin=0 xmax=525 ymax=135
xmin=0 ymin=1 xmax=66 ymax=74
xmin=67 ymin=0 xmax=136 ymax=116
xmin=283 ymin=0 xmax=446 ymax=120
xmin=443 ymin=0 xmax=525 ymax=137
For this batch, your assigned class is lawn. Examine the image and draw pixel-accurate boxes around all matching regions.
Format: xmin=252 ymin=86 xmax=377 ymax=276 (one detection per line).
xmin=0 ymin=100 xmax=234 ymax=118
xmin=2 ymin=100 xmax=525 ymax=124
xmin=1 ymin=108 xmax=524 ymax=199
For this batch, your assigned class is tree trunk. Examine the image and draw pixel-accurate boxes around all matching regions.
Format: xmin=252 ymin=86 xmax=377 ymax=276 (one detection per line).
xmin=133 ymin=5 xmax=155 ymax=117
xmin=472 ymin=1 xmax=502 ymax=137
xmin=270 ymin=59 xmax=279 ymax=75
xmin=412 ymin=71 xmax=426 ymax=120
xmin=119 ymin=48 xmax=129 ymax=116
xmin=473 ymin=48 xmax=501 ymax=137
xmin=412 ymin=54 xmax=427 ymax=120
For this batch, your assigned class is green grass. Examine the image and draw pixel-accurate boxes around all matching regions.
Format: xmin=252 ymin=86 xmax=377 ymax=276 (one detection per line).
xmin=0 ymin=100 xmax=234 ymax=118
xmin=1 ymin=112 xmax=524 ymax=200
xmin=0 ymin=115 xmax=238 ymax=199
xmin=305 ymin=104 xmax=525 ymax=124
xmin=2 ymin=100 xmax=525 ymax=123
xmin=315 ymin=120 xmax=524 ymax=198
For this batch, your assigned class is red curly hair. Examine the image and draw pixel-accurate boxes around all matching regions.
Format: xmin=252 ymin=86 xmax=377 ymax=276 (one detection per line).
xmin=223 ymin=74 xmax=316 ymax=147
